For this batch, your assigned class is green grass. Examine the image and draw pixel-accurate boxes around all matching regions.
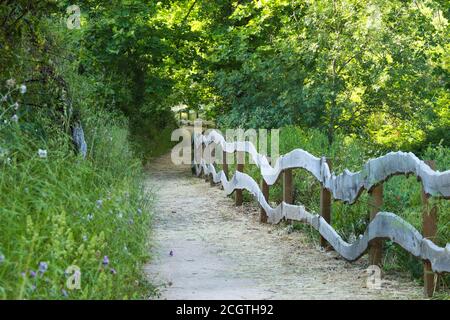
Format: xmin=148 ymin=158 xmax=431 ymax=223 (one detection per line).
xmin=0 ymin=110 xmax=155 ymax=299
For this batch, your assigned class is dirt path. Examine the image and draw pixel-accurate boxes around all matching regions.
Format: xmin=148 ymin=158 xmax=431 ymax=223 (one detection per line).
xmin=144 ymin=153 xmax=423 ymax=300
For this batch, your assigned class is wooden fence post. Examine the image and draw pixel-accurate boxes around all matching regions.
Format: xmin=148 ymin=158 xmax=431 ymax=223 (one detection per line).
xmin=209 ymin=144 xmax=216 ymax=186
xmin=320 ymin=159 xmax=332 ymax=248
xmin=260 ymin=179 xmax=269 ymax=223
xmin=199 ymin=141 xmax=204 ymax=179
xmin=222 ymin=151 xmax=229 ymax=180
xmin=283 ymin=169 xmax=293 ymax=204
xmin=235 ymin=151 xmax=244 ymax=206
xmin=204 ymin=143 xmax=210 ymax=183
xmin=422 ymin=160 xmax=438 ymax=298
xmin=191 ymin=137 xmax=195 ymax=175
xmin=283 ymin=168 xmax=293 ymax=224
xmin=369 ymin=184 xmax=383 ymax=266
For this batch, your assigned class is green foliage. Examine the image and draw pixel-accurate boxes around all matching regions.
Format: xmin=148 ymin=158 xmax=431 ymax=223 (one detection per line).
xmin=0 ymin=105 xmax=153 ymax=299
xmin=175 ymin=0 xmax=449 ymax=150
xmin=0 ymin=2 xmax=161 ymax=299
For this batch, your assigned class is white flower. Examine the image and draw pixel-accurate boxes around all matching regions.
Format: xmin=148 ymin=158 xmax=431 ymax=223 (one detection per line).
xmin=20 ymin=84 xmax=27 ymax=94
xmin=13 ymin=102 xmax=19 ymax=110
xmin=6 ymin=79 xmax=15 ymax=88
xmin=38 ymin=149 xmax=47 ymax=158
xmin=11 ymin=114 xmax=18 ymax=123
xmin=0 ymin=147 xmax=8 ymax=157
xmin=117 ymin=212 xmax=123 ymax=219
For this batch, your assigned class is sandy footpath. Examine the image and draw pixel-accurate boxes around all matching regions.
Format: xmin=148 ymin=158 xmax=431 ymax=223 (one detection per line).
xmin=144 ymin=153 xmax=423 ymax=300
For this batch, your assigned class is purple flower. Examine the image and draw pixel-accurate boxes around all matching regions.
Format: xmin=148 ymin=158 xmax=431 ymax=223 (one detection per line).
xmin=96 ymin=199 xmax=103 ymax=208
xmin=102 ymin=256 xmax=109 ymax=266
xmin=38 ymin=262 xmax=48 ymax=274
xmin=110 ymin=268 xmax=117 ymax=275
xmin=30 ymin=270 xmax=37 ymax=278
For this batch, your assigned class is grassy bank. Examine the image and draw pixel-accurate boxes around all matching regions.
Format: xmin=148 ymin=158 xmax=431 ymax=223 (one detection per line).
xmin=0 ymin=102 xmax=156 ymax=299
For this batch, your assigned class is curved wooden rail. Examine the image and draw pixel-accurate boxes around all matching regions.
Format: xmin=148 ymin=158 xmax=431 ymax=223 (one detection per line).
xmin=193 ymin=161 xmax=450 ymax=273
xmin=192 ymin=130 xmax=450 ymax=296
xmin=194 ymin=130 xmax=450 ymax=204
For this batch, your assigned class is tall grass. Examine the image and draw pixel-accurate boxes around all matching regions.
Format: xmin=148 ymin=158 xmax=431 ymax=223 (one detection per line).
xmin=0 ymin=108 xmax=154 ymax=299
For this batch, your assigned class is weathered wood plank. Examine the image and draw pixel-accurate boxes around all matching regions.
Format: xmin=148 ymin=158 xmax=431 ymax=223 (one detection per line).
xmin=192 ymin=131 xmax=450 ymax=273
xmin=194 ymin=162 xmax=450 ymax=273
xmin=194 ymin=131 xmax=450 ymax=203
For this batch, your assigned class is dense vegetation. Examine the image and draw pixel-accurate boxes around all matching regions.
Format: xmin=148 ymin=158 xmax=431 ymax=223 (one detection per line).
xmin=0 ymin=0 xmax=448 ymax=299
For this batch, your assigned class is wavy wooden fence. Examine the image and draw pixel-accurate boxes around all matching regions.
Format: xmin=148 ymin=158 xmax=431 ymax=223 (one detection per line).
xmin=191 ymin=130 xmax=450 ymax=297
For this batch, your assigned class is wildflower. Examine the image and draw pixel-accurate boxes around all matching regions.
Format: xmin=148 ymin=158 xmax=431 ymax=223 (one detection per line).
xmin=87 ymin=213 xmax=94 ymax=221
xmin=6 ymin=79 xmax=16 ymax=88
xmin=117 ymin=212 xmax=123 ymax=219
xmin=0 ymin=253 xmax=5 ymax=264
xmin=137 ymin=208 xmax=142 ymax=215
xmin=96 ymin=199 xmax=103 ymax=209
xmin=110 ymin=268 xmax=117 ymax=275
xmin=0 ymin=147 xmax=7 ymax=157
xmin=38 ymin=149 xmax=47 ymax=159
xmin=13 ymin=102 xmax=19 ymax=110
xmin=21 ymin=272 xmax=26 ymax=277
xmin=30 ymin=270 xmax=37 ymax=278
xmin=11 ymin=114 xmax=18 ymax=123
xmin=128 ymin=218 xmax=134 ymax=225
xmin=82 ymin=235 xmax=88 ymax=242
xmin=102 ymin=256 xmax=109 ymax=266
xmin=38 ymin=262 xmax=48 ymax=274
xmin=20 ymin=84 xmax=27 ymax=94
xmin=1 ymin=94 xmax=7 ymax=102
